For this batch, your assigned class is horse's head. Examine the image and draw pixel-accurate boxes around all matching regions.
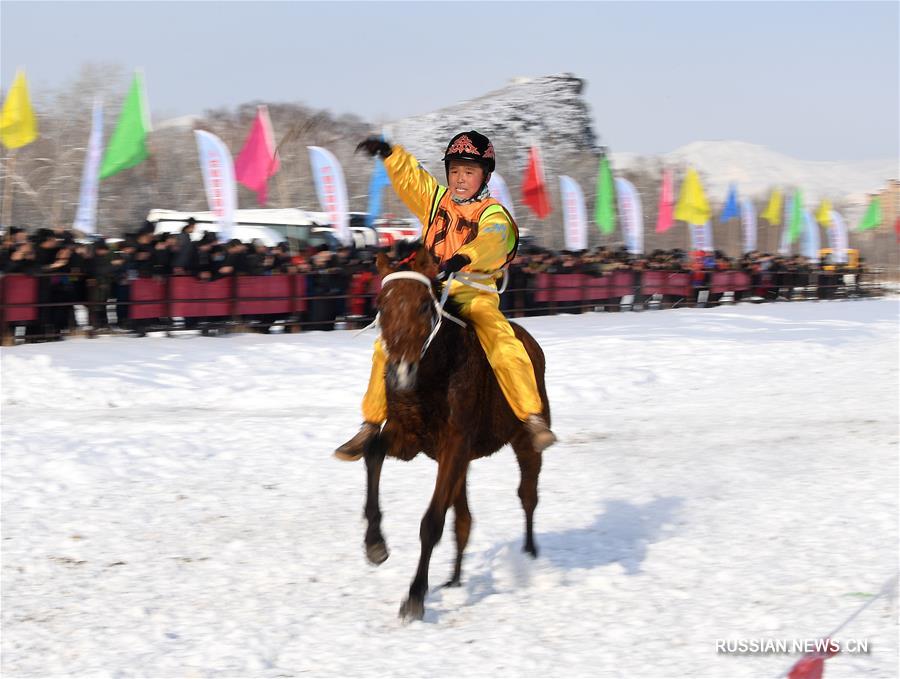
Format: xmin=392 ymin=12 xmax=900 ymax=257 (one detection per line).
xmin=375 ymin=246 xmax=441 ymax=391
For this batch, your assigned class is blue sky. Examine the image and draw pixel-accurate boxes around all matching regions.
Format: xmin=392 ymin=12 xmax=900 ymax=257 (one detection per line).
xmin=2 ymin=1 xmax=898 ymax=161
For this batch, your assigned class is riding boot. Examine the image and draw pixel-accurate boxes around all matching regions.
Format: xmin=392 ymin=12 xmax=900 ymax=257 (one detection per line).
xmin=334 ymin=422 xmax=380 ymax=461
xmin=525 ymin=415 xmax=557 ymax=453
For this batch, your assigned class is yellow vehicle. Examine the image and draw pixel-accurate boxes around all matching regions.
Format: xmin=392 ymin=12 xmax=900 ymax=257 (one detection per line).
xmin=819 ymin=248 xmax=859 ymax=270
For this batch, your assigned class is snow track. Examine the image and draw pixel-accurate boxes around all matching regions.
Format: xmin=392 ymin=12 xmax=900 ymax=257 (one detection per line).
xmin=2 ymin=299 xmax=897 ymax=677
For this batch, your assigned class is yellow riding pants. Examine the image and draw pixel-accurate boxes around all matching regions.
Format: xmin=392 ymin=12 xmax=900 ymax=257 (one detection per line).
xmin=361 ymin=284 xmax=542 ymax=423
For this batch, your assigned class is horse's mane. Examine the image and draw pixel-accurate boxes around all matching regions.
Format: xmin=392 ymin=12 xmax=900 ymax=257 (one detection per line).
xmin=385 ymin=241 xmax=465 ymax=320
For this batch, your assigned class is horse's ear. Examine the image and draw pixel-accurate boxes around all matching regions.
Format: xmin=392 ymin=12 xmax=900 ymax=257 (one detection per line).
xmin=413 ymin=247 xmax=439 ymax=279
xmin=376 ymin=252 xmax=393 ymax=276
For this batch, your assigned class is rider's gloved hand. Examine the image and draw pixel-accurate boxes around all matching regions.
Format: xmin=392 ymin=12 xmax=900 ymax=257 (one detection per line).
xmin=355 ymin=136 xmax=392 ymax=159
xmin=437 ymin=254 xmax=470 ymax=280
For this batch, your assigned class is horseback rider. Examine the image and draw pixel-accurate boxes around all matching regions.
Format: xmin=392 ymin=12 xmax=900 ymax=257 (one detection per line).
xmin=335 ymin=130 xmax=557 ymax=460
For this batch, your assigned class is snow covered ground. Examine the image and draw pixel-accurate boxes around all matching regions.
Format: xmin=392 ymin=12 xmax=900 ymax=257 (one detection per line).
xmin=2 ymin=299 xmax=898 ymax=678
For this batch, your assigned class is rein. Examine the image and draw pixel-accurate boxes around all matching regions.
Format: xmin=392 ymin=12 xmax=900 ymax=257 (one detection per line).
xmin=381 ymin=271 xmax=465 ymax=358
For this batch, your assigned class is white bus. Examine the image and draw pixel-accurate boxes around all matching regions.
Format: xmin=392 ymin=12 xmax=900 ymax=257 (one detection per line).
xmin=145 ymin=208 xmax=385 ymax=251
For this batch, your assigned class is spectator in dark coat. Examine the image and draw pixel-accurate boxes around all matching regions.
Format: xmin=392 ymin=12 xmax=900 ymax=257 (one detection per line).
xmin=172 ymin=219 xmax=196 ymax=274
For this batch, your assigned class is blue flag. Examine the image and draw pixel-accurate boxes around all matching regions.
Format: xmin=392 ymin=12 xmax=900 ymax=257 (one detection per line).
xmin=721 ymin=184 xmax=739 ymax=221
xmin=365 ymin=157 xmax=389 ymax=227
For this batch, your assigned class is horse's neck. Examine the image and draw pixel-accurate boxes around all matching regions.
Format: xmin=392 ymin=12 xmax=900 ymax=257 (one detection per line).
xmin=422 ymin=317 xmax=472 ymax=371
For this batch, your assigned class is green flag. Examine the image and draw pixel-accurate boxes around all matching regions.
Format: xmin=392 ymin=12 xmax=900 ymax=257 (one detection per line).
xmin=594 ymin=154 xmax=615 ymax=235
xmin=788 ymin=188 xmax=803 ymax=243
xmin=858 ymin=197 xmax=882 ymax=231
xmin=100 ymin=72 xmax=150 ymax=179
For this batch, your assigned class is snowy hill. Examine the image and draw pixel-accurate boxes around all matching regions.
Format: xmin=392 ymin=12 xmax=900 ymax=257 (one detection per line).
xmin=389 ymin=73 xmax=597 ymax=173
xmin=388 ymin=74 xmax=894 ymax=208
xmin=612 ymin=140 xmax=896 ymax=206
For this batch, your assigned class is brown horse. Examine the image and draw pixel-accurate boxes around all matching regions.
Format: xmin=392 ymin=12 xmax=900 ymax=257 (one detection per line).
xmin=361 ymin=246 xmax=551 ymax=622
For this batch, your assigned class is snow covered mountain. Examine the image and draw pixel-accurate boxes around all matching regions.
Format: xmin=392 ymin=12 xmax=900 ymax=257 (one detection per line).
xmin=389 ymin=74 xmax=895 ymax=208
xmin=612 ymin=140 xmax=896 ymax=206
xmin=388 ymin=73 xmax=597 ymax=173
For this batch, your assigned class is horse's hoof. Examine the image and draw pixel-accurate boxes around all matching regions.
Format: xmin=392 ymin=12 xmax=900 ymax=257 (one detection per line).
xmin=366 ymin=541 xmax=389 ymax=566
xmin=523 ymin=543 xmax=539 ymax=559
xmin=398 ymin=597 xmax=424 ymax=622
xmin=442 ymin=577 xmax=462 ymax=588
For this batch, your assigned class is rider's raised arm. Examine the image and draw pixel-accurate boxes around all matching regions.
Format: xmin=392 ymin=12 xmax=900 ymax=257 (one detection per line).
xmin=383 ymin=145 xmax=440 ymax=227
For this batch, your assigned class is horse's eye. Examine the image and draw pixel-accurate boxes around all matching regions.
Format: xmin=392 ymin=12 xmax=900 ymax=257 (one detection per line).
xmin=419 ymin=301 xmax=431 ymax=315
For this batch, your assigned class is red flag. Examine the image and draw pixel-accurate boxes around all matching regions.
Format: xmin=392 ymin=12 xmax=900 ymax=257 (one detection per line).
xmin=787 ymin=640 xmax=839 ymax=679
xmin=234 ymin=105 xmax=280 ymax=205
xmin=522 ymin=145 xmax=551 ymax=219
xmin=656 ymin=168 xmax=674 ymax=233
xmin=894 ymin=216 xmax=900 ymax=243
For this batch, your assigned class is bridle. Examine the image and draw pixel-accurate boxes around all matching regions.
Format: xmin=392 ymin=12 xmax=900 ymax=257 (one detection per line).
xmin=358 ymin=271 xmax=465 ymax=358
xmin=355 ymin=268 xmax=508 ymax=358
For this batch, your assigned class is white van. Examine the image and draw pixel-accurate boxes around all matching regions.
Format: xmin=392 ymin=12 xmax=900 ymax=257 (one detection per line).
xmin=146 ymin=208 xmax=380 ymax=250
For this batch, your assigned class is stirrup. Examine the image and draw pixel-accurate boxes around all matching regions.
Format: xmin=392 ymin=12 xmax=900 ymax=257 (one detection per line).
xmin=334 ymin=422 xmax=380 ymax=461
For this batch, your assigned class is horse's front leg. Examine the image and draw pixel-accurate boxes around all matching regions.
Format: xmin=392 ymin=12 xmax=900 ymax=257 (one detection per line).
xmin=399 ymin=452 xmax=469 ymax=622
xmin=363 ymin=437 xmax=389 ymax=565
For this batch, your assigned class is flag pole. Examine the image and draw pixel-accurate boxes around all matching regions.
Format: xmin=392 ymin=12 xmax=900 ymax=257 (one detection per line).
xmin=1 ymin=151 xmax=17 ymax=227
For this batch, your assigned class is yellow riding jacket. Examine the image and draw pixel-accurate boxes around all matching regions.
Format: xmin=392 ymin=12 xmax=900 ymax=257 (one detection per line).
xmin=383 ymin=145 xmax=519 ymax=275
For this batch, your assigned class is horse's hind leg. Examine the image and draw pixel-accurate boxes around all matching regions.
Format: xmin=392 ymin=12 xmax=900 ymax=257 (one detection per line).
xmin=363 ymin=439 xmax=389 ymax=565
xmin=444 ymin=472 xmax=471 ymax=588
xmin=512 ymin=432 xmax=542 ymax=557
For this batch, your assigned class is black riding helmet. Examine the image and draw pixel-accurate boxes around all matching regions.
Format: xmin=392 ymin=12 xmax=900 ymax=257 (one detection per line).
xmin=442 ymin=131 xmax=496 ymax=178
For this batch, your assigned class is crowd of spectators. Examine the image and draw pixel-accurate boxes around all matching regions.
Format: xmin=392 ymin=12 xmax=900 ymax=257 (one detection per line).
xmin=0 ymin=220 xmax=874 ymax=340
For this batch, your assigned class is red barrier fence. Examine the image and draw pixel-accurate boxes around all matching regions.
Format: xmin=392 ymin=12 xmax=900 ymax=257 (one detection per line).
xmin=0 ymin=268 xmax=885 ymax=343
xmin=1 ymin=275 xmax=39 ymax=323
xmin=130 ymin=278 xmax=167 ymax=320
xmin=710 ymin=270 xmax=752 ymax=294
xmin=169 ymin=276 xmax=231 ymax=318
xmin=236 ymin=276 xmax=292 ymax=316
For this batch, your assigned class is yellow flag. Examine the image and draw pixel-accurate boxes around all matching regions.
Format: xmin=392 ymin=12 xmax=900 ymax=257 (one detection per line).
xmin=673 ymin=167 xmax=710 ymax=225
xmin=816 ymin=199 xmax=833 ymax=227
xmin=0 ymin=70 xmax=38 ymax=149
xmin=761 ymin=189 xmax=783 ymax=225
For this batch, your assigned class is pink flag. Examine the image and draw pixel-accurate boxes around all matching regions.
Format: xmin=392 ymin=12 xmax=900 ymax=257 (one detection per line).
xmin=656 ymin=168 xmax=674 ymax=233
xmin=235 ymin=105 xmax=279 ymax=205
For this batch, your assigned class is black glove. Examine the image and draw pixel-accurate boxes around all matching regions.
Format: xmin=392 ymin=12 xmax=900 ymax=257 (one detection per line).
xmin=437 ymin=254 xmax=470 ymax=280
xmin=355 ymin=136 xmax=392 ymax=159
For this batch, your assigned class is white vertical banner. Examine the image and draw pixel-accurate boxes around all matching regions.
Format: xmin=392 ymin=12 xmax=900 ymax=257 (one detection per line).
xmin=740 ymin=198 xmax=757 ymax=253
xmin=830 ymin=210 xmax=849 ymax=264
xmin=778 ymin=193 xmax=793 ymax=255
xmin=690 ymin=224 xmax=701 ymax=251
xmin=488 ymin=172 xmax=516 ymax=221
xmin=689 ymin=222 xmax=714 ymax=252
xmin=193 ymin=130 xmax=237 ymax=241
xmin=308 ymin=146 xmax=351 ymax=246
xmin=614 ymin=177 xmax=644 ymax=254
xmin=558 ymin=175 xmax=587 ymax=251
xmin=802 ymin=209 xmax=820 ymax=262
xmin=703 ymin=221 xmax=714 ymax=251
xmin=72 ymin=100 xmax=104 ymax=234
